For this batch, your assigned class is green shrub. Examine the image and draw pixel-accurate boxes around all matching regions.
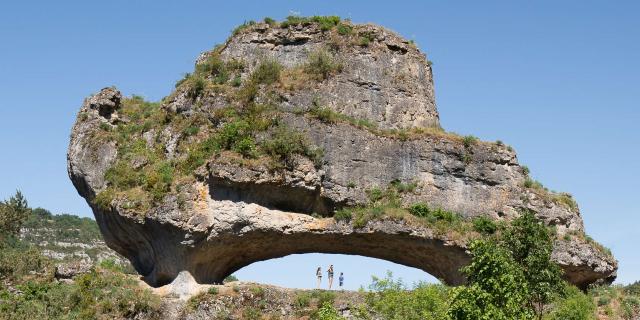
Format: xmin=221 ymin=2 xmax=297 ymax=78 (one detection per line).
xmin=315 ymin=302 xmax=343 ymax=320
xmin=231 ymin=75 xmax=242 ymax=87
xmin=93 ymin=188 xmax=116 ymax=210
xmin=313 ymin=16 xmax=341 ymax=31
xmin=261 ymin=125 xmax=320 ymax=166
xmin=548 ymin=285 xmax=596 ymax=320
xmin=462 ymin=135 xmax=478 ymax=149
xmin=263 ymin=17 xmax=276 ymax=25
xmin=295 ymin=292 xmax=311 ymax=308
xmin=313 ymin=290 xmax=336 ymax=306
xmin=359 ymin=32 xmax=375 ymax=47
xmin=448 ymin=240 xmax=533 ymax=320
xmin=99 ymin=122 xmax=111 ymax=131
xmin=364 ymin=272 xmax=449 ymax=320
xmin=554 ymin=192 xmax=578 ymax=211
xmin=280 ymin=15 xmax=310 ymax=28
xmin=251 ymin=59 xmax=282 ymax=85
xmin=183 ymin=125 xmax=200 ymax=136
xmin=243 ymin=307 xmax=261 ymax=319
xmin=232 ymin=20 xmax=256 ymax=35
xmin=250 ymin=285 xmax=265 ymax=297
xmin=207 ymin=287 xmax=218 ymax=295
xmin=336 ymin=23 xmax=353 ymax=35
xmin=472 ymin=216 xmax=497 ymax=235
xmin=309 ymin=105 xmax=340 ymax=123
xmin=305 ymin=49 xmax=341 ymax=80
xmin=408 ymin=203 xmax=430 ymax=218
xmin=334 ymin=208 xmax=352 ymax=222
xmin=522 ymin=165 xmax=530 ymax=175
xmin=224 ymin=274 xmax=238 ymax=283
xmin=187 ymin=75 xmax=207 ymax=99
xmin=280 ymin=15 xmax=340 ymax=30
xmin=359 ymin=36 xmax=371 ymax=47
xmin=523 ymin=177 xmax=544 ymax=190
xmin=431 ymin=208 xmax=456 ymax=223
xmin=598 ymin=295 xmax=612 ymax=306
xmin=390 ymin=180 xmax=417 ymax=193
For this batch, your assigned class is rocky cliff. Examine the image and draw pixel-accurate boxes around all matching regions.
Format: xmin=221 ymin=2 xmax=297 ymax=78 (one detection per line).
xmin=67 ymin=17 xmax=616 ymax=289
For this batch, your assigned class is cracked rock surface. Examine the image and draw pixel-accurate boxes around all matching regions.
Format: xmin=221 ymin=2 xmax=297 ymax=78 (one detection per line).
xmin=68 ymin=21 xmax=616 ymax=289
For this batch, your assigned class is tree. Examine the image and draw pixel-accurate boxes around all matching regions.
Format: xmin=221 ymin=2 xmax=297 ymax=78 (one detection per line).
xmin=501 ymin=210 xmax=564 ymax=320
xmin=0 ymin=190 xmax=30 ymax=245
xmin=448 ymin=239 xmax=534 ymax=320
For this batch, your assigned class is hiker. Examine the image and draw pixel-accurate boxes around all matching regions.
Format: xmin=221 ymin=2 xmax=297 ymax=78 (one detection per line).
xmin=339 ymin=272 xmax=344 ymax=289
xmin=316 ymin=266 xmax=322 ymax=289
xmin=327 ymin=265 xmax=334 ymax=289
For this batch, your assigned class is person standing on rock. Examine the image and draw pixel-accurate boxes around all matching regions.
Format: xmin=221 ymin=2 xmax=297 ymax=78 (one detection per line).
xmin=339 ymin=272 xmax=344 ymax=289
xmin=327 ymin=265 xmax=334 ymax=289
xmin=316 ymin=267 xmax=322 ymax=289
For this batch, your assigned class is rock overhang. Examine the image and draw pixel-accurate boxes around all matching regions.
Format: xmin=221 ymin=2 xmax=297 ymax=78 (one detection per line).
xmin=67 ymin=17 xmax=617 ymax=289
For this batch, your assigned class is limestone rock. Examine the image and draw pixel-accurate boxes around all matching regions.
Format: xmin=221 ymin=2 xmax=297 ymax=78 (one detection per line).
xmin=67 ymin=20 xmax=617 ymax=290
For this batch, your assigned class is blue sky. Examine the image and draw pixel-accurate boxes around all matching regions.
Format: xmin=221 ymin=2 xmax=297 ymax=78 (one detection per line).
xmin=0 ymin=1 xmax=638 ymax=290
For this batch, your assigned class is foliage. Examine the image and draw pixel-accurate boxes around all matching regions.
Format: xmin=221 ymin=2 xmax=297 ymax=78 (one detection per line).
xmin=472 ymin=216 xmax=498 ymax=235
xmin=263 ymin=17 xmax=276 ymax=25
xmin=294 ymin=292 xmax=311 ymax=308
xmin=501 ymin=211 xmax=564 ymax=319
xmin=0 ymin=263 xmax=159 ymax=319
xmin=0 ymin=190 xmax=29 ymax=245
xmin=462 ymin=135 xmax=478 ymax=149
xmin=232 ymin=20 xmax=256 ymax=35
xmin=547 ymin=285 xmax=596 ymax=320
xmin=448 ymin=239 xmax=533 ymax=320
xmin=524 ymin=177 xmax=545 ymax=190
xmin=305 ymin=49 xmax=342 ymax=80
xmin=224 ymin=274 xmax=238 ymax=283
xmin=362 ymin=272 xmax=450 ymax=320
xmin=359 ymin=32 xmax=375 ymax=47
xmin=315 ymin=302 xmax=343 ymax=320
xmin=336 ymin=23 xmax=353 ymax=35
xmin=251 ymin=59 xmax=282 ymax=85
xmin=553 ymin=192 xmax=578 ymax=211
xmin=280 ymin=15 xmax=341 ymax=31
xmin=333 ymin=208 xmax=352 ymax=222
xmin=261 ymin=125 xmax=324 ymax=168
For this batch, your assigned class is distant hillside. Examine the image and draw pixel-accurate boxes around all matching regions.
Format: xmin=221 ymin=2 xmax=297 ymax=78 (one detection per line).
xmin=19 ymin=208 xmax=132 ymax=272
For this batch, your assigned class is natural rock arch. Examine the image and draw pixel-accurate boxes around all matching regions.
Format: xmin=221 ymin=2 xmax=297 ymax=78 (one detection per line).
xmin=68 ymin=19 xmax=617 ymax=290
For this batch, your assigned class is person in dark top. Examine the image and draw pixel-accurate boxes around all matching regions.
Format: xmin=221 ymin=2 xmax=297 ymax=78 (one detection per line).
xmin=327 ymin=265 xmax=334 ymax=289
xmin=316 ymin=266 xmax=322 ymax=289
xmin=339 ymin=272 xmax=344 ymax=289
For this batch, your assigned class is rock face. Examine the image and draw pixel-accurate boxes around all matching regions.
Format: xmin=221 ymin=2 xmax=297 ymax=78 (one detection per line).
xmin=67 ymin=20 xmax=617 ymax=289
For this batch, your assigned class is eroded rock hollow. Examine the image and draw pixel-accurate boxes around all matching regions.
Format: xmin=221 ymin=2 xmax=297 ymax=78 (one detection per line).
xmin=68 ymin=19 xmax=617 ymax=289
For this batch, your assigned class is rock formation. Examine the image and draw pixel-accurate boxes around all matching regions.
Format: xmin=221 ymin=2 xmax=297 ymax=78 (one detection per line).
xmin=67 ymin=18 xmax=617 ymax=289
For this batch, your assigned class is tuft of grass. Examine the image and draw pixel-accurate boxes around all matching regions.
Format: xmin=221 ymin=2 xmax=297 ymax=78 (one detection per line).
xmin=232 ymin=20 xmax=256 ymax=35
xmin=358 ymin=31 xmax=375 ymax=47
xmin=263 ymin=17 xmax=276 ymax=25
xmin=523 ymin=177 xmax=545 ymax=190
xmin=333 ymin=208 xmax=352 ymax=222
xmin=280 ymin=15 xmax=341 ymax=30
xmin=462 ymin=135 xmax=478 ymax=149
xmin=251 ymin=59 xmax=282 ymax=85
xmin=472 ymin=216 xmax=498 ymax=235
xmin=553 ymin=192 xmax=578 ymax=211
xmin=336 ymin=23 xmax=353 ymax=35
xmin=305 ymin=49 xmax=342 ymax=80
